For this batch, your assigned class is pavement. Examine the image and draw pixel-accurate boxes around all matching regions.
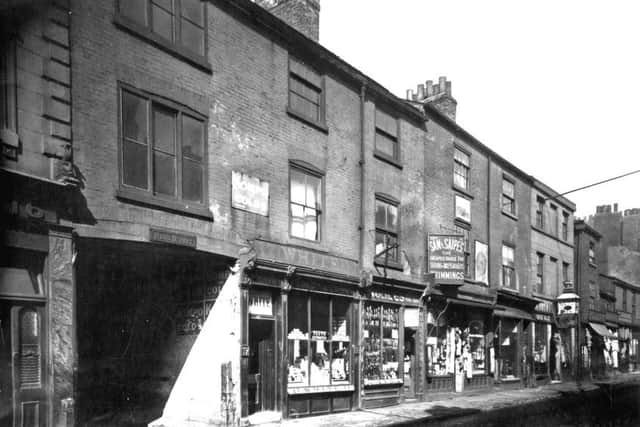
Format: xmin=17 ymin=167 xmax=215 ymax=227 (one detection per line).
xmin=274 ymin=372 xmax=640 ymax=427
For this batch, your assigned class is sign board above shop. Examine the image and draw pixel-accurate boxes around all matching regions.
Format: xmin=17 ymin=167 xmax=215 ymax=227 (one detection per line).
xmin=232 ymin=171 xmax=270 ymax=216
xmin=427 ymin=234 xmax=465 ymax=285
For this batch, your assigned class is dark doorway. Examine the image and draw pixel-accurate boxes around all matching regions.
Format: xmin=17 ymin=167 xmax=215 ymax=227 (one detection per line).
xmin=0 ymin=301 xmax=47 ymax=427
xmin=403 ymin=327 xmax=417 ymax=399
xmin=248 ymin=318 xmax=276 ymax=415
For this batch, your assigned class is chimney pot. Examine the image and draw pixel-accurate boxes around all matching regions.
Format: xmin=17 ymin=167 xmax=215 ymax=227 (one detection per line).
xmin=417 ymin=84 xmax=425 ymax=99
xmin=426 ymin=80 xmax=433 ymax=97
xmin=406 ymin=89 xmax=413 ymax=100
xmin=438 ymin=76 xmax=446 ymax=91
xmin=614 ymin=203 xmax=618 ymax=212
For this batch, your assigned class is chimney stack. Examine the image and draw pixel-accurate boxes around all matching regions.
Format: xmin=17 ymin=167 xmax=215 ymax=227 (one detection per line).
xmin=254 ymin=0 xmax=321 ymax=42
xmin=406 ymin=76 xmax=457 ymax=121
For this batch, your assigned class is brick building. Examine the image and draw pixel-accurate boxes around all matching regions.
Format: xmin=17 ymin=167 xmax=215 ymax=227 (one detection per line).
xmin=2 ymin=0 xmax=578 ymax=425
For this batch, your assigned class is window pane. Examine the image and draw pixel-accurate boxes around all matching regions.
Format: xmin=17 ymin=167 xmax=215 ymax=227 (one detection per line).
xmin=291 ymin=203 xmax=305 ymax=238
xmin=182 ymin=159 xmax=203 ymax=202
xmin=290 ymin=77 xmax=320 ymax=104
xmin=182 ymin=115 xmax=203 ymax=160
xmin=375 ymin=109 xmax=397 ymax=137
xmin=152 ymin=4 xmax=174 ymax=41
xmin=375 ymin=131 xmax=396 ymax=158
xmin=290 ymin=169 xmax=306 ymax=205
xmin=387 ymin=204 xmax=398 ymax=230
xmin=181 ymin=0 xmax=203 ymax=24
xmin=289 ymin=91 xmax=319 ymax=121
xmin=310 ymin=295 xmax=330 ymax=385
xmin=181 ymin=19 xmax=204 ymax=55
xmin=120 ymin=0 xmax=148 ymax=25
xmin=502 ymin=179 xmax=514 ymax=198
xmin=454 ymin=148 xmax=469 ymax=166
xmin=123 ymin=140 xmax=148 ymax=189
xmin=123 ymin=91 xmax=147 ymax=143
xmin=306 ymin=174 xmax=321 ymax=209
xmin=303 ymin=207 xmax=318 ymax=240
xmin=153 ymin=106 xmax=176 ymax=154
xmin=375 ymin=200 xmax=386 ymax=229
xmin=153 ymin=151 xmax=176 ymax=196
xmin=502 ymin=245 xmax=514 ymax=265
xmin=288 ymin=294 xmax=309 ymax=387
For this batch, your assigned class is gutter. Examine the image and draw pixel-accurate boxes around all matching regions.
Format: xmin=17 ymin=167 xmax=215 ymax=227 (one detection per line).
xmin=359 ymin=83 xmax=367 ymax=267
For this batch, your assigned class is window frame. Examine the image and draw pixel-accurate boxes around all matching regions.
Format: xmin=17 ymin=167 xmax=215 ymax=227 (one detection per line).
xmin=374 ymin=194 xmax=400 ymax=266
xmin=288 ymin=161 xmax=324 ymax=242
xmin=287 ymin=57 xmax=327 ymax=131
xmin=454 ymin=221 xmax=472 ymax=278
xmin=588 ymin=241 xmax=596 ymax=266
xmin=116 ymin=83 xmax=210 ymax=218
xmin=562 ymin=261 xmax=570 ymax=284
xmin=114 ymin=0 xmax=210 ymax=71
xmin=453 ymin=146 xmax=470 ymax=191
xmin=501 ymin=243 xmax=516 ymax=290
xmin=501 ymin=176 xmax=516 ymax=217
xmin=549 ymin=204 xmax=559 ymax=237
xmin=561 ymin=212 xmax=569 ymax=241
xmin=535 ymin=196 xmax=545 ymax=229
xmin=374 ymin=107 xmax=400 ymax=166
xmin=535 ymin=252 xmax=544 ymax=294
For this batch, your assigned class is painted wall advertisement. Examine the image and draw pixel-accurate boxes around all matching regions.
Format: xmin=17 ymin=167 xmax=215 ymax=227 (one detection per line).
xmin=475 ymin=241 xmax=488 ymax=285
xmin=428 ymin=234 xmax=465 ymax=284
xmin=231 ymin=170 xmax=270 ymax=216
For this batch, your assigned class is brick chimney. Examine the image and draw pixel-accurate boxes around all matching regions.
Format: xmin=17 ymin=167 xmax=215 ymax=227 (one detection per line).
xmin=254 ymin=0 xmax=320 ymax=42
xmin=406 ymin=76 xmax=457 ymax=121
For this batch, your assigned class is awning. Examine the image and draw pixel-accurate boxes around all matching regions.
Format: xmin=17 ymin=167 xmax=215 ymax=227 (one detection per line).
xmin=589 ymin=322 xmax=617 ymax=339
xmin=446 ymin=298 xmax=494 ymax=310
xmin=493 ymin=305 xmax=534 ymax=321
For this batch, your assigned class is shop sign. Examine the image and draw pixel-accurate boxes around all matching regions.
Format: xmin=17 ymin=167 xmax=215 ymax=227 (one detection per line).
xmin=232 ymin=171 xmax=269 ymax=216
xmin=404 ymin=308 xmax=419 ymax=328
xmin=427 ymin=234 xmax=465 ymax=284
xmin=149 ymin=227 xmax=197 ymax=248
xmin=249 ymin=290 xmax=272 ymax=316
xmin=557 ymin=300 xmax=578 ymax=316
xmin=370 ymin=291 xmax=419 ymax=305
xmin=535 ymin=301 xmax=554 ymax=314
xmin=535 ymin=313 xmax=553 ymax=323
xmin=474 ymin=241 xmax=488 ymax=285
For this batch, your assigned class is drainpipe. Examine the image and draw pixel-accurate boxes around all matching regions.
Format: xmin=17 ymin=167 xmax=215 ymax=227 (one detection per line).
xmin=359 ymin=82 xmax=367 ymax=267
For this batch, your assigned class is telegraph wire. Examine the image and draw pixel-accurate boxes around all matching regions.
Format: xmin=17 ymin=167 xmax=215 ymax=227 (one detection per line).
xmin=545 ymin=169 xmax=640 ymax=202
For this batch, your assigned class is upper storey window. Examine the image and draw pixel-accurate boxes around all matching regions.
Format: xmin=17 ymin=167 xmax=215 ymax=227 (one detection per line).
xmin=453 ymin=148 xmax=470 ymax=190
xmin=501 ymin=177 xmax=516 ymax=216
xmin=375 ymin=195 xmax=399 ymax=264
xmin=118 ymin=0 xmax=206 ymax=57
xmin=119 ymin=86 xmax=207 ymax=213
xmin=288 ymin=58 xmax=325 ymax=128
xmin=290 ymin=164 xmax=323 ymax=241
xmin=374 ymin=109 xmax=399 ymax=163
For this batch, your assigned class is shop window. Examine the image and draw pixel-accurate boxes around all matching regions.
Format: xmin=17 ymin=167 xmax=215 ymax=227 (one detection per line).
xmin=287 ymin=294 xmax=352 ymax=389
xmin=535 ymin=197 xmax=544 ymax=229
xmin=501 ymin=177 xmax=516 ymax=216
xmin=374 ymin=108 xmax=399 ymax=163
xmin=363 ymin=304 xmax=400 ymax=384
xmin=453 ymin=147 xmax=470 ymax=190
xmin=535 ymin=253 xmax=544 ymax=294
xmin=533 ymin=322 xmax=548 ymax=376
xmin=118 ymin=0 xmax=206 ymax=57
xmin=501 ymin=244 xmax=516 ymax=290
xmin=119 ymin=86 xmax=207 ymax=210
xmin=375 ymin=196 xmax=399 ymax=264
xmin=468 ymin=320 xmax=485 ymax=373
xmin=425 ymin=309 xmax=448 ymax=376
xmin=498 ymin=319 xmax=519 ymax=379
xmin=288 ymin=58 xmax=324 ymax=126
xmin=289 ymin=164 xmax=323 ymax=241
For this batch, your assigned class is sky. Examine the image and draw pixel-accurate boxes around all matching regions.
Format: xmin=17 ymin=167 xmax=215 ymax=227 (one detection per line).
xmin=319 ymin=0 xmax=640 ymax=218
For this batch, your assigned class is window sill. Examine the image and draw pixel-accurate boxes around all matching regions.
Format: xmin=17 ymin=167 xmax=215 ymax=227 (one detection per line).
xmin=453 ymin=185 xmax=474 ymax=200
xmin=286 ymin=107 xmax=328 ymax=133
xmin=501 ymin=210 xmax=518 ymax=221
xmin=374 ymin=259 xmax=404 ymax=271
xmin=113 ymin=14 xmax=212 ymax=73
xmin=373 ymin=151 xmax=403 ymax=170
xmin=288 ymin=235 xmax=327 ymax=252
xmin=116 ymin=187 xmax=213 ymax=220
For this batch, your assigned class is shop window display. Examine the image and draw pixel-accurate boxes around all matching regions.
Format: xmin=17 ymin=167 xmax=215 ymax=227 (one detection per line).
xmin=287 ymin=294 xmax=351 ymax=389
xmin=468 ymin=321 xmax=485 ymax=373
xmin=499 ymin=319 xmax=519 ymax=378
xmin=363 ymin=304 xmax=400 ymax=384
xmin=533 ymin=322 xmax=549 ymax=376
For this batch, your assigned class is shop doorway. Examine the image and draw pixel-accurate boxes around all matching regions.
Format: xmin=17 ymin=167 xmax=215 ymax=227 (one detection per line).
xmin=248 ymin=318 xmax=276 ymax=415
xmin=0 ymin=301 xmax=47 ymax=427
xmin=403 ymin=328 xmax=417 ymax=399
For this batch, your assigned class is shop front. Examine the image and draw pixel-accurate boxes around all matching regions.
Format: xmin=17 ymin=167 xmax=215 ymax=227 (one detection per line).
xmin=630 ymin=330 xmax=640 ymax=372
xmin=587 ymin=322 xmax=616 ymax=378
xmin=532 ymin=301 xmax=555 ymax=382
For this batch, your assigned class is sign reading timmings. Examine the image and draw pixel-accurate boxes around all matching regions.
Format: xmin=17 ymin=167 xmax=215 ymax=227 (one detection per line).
xmin=428 ymin=234 xmax=466 ymax=284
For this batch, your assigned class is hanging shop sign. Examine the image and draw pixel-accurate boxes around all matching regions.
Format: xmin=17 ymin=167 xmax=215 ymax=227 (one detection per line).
xmin=149 ymin=227 xmax=197 ymax=248
xmin=249 ymin=290 xmax=273 ymax=316
xmin=231 ymin=171 xmax=270 ymax=216
xmin=428 ymin=234 xmax=465 ymax=284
